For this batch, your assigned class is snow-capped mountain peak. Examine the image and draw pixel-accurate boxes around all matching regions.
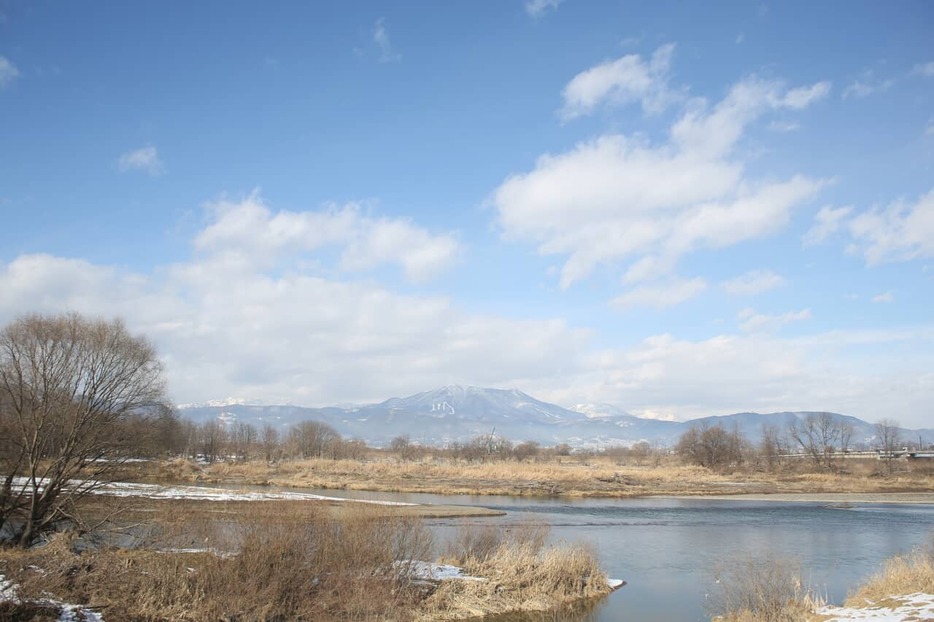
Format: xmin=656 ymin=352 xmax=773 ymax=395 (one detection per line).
xmin=571 ymin=403 xmax=630 ymax=419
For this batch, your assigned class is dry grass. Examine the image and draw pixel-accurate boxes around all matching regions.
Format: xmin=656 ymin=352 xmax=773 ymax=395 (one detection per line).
xmin=707 ymin=556 xmax=824 ymax=622
xmin=0 ymin=501 xmax=613 ymax=621
xmin=845 ymin=537 xmax=934 ymax=606
xmin=0 ymin=503 xmax=433 ymax=621
xmin=416 ymin=523 xmax=611 ymax=621
xmin=142 ymin=455 xmax=934 ymax=499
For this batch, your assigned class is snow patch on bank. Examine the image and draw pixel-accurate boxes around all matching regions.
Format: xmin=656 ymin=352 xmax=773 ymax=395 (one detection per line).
xmin=10 ymin=477 xmax=417 ymax=506
xmin=404 ymin=561 xmax=487 ymax=582
xmin=0 ymin=574 xmax=16 ymax=600
xmin=0 ymin=573 xmax=104 ymax=621
xmin=818 ymin=593 xmax=934 ymax=621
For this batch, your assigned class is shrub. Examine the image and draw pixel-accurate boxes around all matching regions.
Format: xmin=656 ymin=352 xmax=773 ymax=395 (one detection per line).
xmin=422 ymin=522 xmax=610 ymax=620
xmin=846 ymin=537 xmax=934 ymax=605
xmin=707 ymin=556 xmax=822 ymax=622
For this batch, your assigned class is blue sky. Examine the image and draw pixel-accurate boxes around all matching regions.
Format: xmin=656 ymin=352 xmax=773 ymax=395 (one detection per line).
xmin=1 ymin=1 xmax=933 ymax=427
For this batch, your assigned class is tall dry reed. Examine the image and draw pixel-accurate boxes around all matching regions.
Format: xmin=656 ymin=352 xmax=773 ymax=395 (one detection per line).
xmin=707 ymin=556 xmax=823 ymax=622
xmin=845 ymin=536 xmax=934 ymax=605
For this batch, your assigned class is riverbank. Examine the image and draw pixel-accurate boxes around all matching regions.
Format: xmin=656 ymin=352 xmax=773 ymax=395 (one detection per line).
xmin=0 ymin=502 xmax=614 ymax=621
xmin=136 ymin=456 xmax=934 ymax=500
xmin=671 ymin=492 xmax=934 ymax=505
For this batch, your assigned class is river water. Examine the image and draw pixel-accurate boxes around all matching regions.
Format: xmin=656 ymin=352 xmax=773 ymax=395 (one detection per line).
xmin=301 ymin=488 xmax=934 ymax=621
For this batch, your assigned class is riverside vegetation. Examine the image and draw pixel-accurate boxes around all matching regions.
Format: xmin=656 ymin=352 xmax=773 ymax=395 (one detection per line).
xmin=0 ymin=313 xmax=612 ymax=621
xmin=706 ymin=536 xmax=934 ymax=622
xmin=0 ymin=501 xmax=611 ymax=621
xmin=147 ymin=450 xmax=934 ymax=499
xmin=2 ymin=312 xmax=932 ymax=621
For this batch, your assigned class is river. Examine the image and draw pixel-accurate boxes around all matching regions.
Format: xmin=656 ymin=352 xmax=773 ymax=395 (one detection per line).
xmin=299 ymin=488 xmax=934 ymax=621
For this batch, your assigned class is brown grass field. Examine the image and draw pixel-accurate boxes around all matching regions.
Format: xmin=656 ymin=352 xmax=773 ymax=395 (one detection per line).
xmin=138 ymin=453 xmax=934 ymax=499
xmin=0 ymin=500 xmax=613 ymax=621
xmin=2 ymin=455 xmax=931 ymax=621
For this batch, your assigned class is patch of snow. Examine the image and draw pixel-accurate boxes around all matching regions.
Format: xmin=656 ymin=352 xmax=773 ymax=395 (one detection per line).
xmin=400 ymin=562 xmax=626 ymax=592
xmin=1 ymin=574 xmax=104 ymax=622
xmin=817 ymin=593 xmax=934 ymax=621
xmin=1 ymin=573 xmax=18 ymax=600
xmin=8 ymin=477 xmax=418 ymax=506
xmin=58 ymin=604 xmax=105 ymax=622
xmin=93 ymin=481 xmax=418 ymax=506
xmin=400 ymin=561 xmax=485 ymax=582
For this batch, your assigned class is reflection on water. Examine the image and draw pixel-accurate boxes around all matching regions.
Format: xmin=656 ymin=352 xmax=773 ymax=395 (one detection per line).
xmin=214 ymin=485 xmax=934 ymax=622
xmin=482 ymin=597 xmax=607 ymax=622
xmin=326 ymin=492 xmax=932 ymax=621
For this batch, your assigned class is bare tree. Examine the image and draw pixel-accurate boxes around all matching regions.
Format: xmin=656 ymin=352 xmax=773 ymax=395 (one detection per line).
xmin=788 ymin=412 xmax=840 ymax=471
xmin=260 ymin=423 xmax=281 ymax=463
xmin=676 ymin=423 xmax=745 ymax=470
xmin=759 ymin=423 xmax=784 ymax=471
xmin=875 ymin=418 xmax=902 ymax=474
xmin=0 ymin=313 xmax=167 ymax=547
xmin=288 ymin=420 xmax=340 ymax=459
xmin=838 ymin=419 xmax=855 ymax=454
xmin=230 ymin=422 xmax=258 ymax=462
xmin=513 ymin=441 xmax=540 ymax=462
xmin=198 ymin=419 xmax=228 ymax=464
xmin=390 ymin=434 xmax=417 ymax=462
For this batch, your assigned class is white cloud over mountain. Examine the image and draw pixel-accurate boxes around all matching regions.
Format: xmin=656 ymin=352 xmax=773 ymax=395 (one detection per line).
xmin=195 ymin=192 xmax=461 ymax=283
xmin=495 ymin=56 xmax=830 ymax=291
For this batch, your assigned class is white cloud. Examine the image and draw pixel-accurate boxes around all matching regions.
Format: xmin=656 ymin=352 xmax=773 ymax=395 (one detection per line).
xmin=721 ymin=270 xmax=786 ymax=296
xmin=495 ymin=73 xmax=829 ymax=291
xmin=546 ymin=327 xmax=934 ymax=423
xmin=195 ymin=191 xmax=461 ymax=283
xmin=560 ymin=44 xmax=678 ymax=119
xmin=0 ymin=252 xmax=590 ymax=409
xmin=925 ymin=119 xmax=934 ymax=137
xmin=778 ymin=81 xmax=831 ymax=109
xmin=847 ymin=189 xmax=934 ymax=264
xmin=737 ymin=307 xmax=810 ymax=333
xmin=912 ymin=61 xmax=934 ymax=77
xmin=803 ymin=205 xmax=853 ymax=245
xmin=373 ymin=18 xmax=400 ymax=63
xmin=611 ymin=277 xmax=707 ymax=309
xmin=872 ymin=291 xmax=895 ymax=304
xmin=117 ymin=146 xmax=164 ymax=176
xmin=525 ymin=0 xmax=563 ymax=18
xmin=2 ymin=250 xmax=932 ymax=427
xmin=769 ymin=120 xmax=800 ymax=132
xmin=842 ymin=70 xmax=894 ymax=99
xmin=0 ymin=56 xmax=18 ymax=88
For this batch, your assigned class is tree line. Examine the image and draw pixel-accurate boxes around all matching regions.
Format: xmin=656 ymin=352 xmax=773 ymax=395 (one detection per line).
xmin=0 ymin=311 xmax=918 ymax=548
xmin=674 ymin=412 xmax=907 ymax=472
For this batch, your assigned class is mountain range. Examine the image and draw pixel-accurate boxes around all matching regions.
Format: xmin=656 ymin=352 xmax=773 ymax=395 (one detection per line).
xmin=178 ymin=385 xmax=933 ymax=450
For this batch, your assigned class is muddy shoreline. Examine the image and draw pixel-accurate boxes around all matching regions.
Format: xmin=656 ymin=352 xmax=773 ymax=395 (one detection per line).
xmin=666 ymin=491 xmax=934 ymax=504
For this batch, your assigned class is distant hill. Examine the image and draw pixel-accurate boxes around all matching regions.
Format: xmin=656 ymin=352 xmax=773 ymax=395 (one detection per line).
xmin=177 ymin=385 xmax=933 ymax=450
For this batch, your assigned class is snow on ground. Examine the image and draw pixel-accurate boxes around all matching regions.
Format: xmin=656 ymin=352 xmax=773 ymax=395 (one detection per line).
xmin=10 ymin=477 xmax=417 ymax=506
xmin=404 ymin=561 xmax=486 ymax=582
xmin=57 ymin=603 xmax=105 ymax=622
xmin=401 ymin=561 xmax=624 ymax=592
xmin=96 ymin=481 xmax=419 ymax=505
xmin=817 ymin=593 xmax=934 ymax=621
xmin=0 ymin=574 xmax=104 ymax=622
xmin=0 ymin=574 xmax=16 ymax=600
